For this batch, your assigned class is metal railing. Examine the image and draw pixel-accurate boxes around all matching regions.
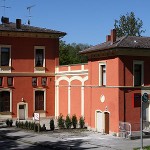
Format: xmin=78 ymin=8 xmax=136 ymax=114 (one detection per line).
xmin=119 ymin=121 xmax=132 ymax=138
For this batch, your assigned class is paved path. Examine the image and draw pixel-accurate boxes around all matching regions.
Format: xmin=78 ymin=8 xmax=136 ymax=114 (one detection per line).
xmin=0 ymin=127 xmax=150 ymax=150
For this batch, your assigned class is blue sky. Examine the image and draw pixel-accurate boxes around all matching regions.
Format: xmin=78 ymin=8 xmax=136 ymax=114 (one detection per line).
xmin=0 ymin=0 xmax=150 ymax=45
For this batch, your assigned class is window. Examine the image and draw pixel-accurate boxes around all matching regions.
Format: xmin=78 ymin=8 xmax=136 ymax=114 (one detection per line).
xmin=42 ymin=77 xmax=47 ymax=86
xmin=32 ymin=77 xmax=37 ymax=86
xmin=35 ymin=49 xmax=44 ymax=67
xmin=134 ymin=61 xmax=144 ymax=86
xmin=1 ymin=47 xmax=10 ymax=66
xmin=0 ymin=91 xmax=10 ymax=112
xmin=99 ymin=63 xmax=106 ymax=86
xmin=35 ymin=91 xmax=44 ymax=111
xmin=7 ymin=77 xmax=13 ymax=86
xmin=0 ymin=77 xmax=3 ymax=86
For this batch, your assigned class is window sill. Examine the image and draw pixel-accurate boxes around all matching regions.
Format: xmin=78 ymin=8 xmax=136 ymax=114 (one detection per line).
xmin=34 ymin=67 xmax=45 ymax=71
xmin=34 ymin=110 xmax=46 ymax=113
xmin=0 ymin=112 xmax=12 ymax=115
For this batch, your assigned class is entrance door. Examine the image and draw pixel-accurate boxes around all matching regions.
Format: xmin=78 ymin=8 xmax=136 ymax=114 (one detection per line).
xmin=104 ymin=112 xmax=109 ymax=134
xmin=96 ymin=111 xmax=103 ymax=132
xmin=19 ymin=105 xmax=25 ymax=120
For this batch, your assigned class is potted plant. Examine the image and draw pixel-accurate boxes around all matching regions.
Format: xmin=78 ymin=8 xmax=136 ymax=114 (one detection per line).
xmin=79 ymin=116 xmax=85 ymax=129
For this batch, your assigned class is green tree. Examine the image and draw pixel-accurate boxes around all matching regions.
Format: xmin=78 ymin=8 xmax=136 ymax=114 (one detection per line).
xmin=114 ymin=12 xmax=145 ymax=37
xmin=59 ymin=40 xmax=90 ymax=65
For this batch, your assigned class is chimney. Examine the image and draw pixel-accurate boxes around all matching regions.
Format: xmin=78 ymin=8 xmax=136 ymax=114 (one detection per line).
xmin=1 ymin=16 xmax=9 ymax=24
xmin=106 ymin=35 xmax=111 ymax=42
xmin=16 ymin=19 xmax=21 ymax=29
xmin=111 ymin=29 xmax=116 ymax=43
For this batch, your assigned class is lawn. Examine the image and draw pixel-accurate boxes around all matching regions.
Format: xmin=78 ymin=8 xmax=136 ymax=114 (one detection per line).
xmin=134 ymin=146 xmax=150 ymax=150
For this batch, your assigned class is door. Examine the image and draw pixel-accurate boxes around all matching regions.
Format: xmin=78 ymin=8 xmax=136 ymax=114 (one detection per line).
xmin=19 ymin=105 xmax=25 ymax=120
xmin=104 ymin=112 xmax=109 ymax=134
xmin=96 ymin=111 xmax=103 ymax=132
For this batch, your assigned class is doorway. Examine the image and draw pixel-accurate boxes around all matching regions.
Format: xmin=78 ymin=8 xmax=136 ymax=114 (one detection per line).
xmin=19 ymin=105 xmax=25 ymax=120
xmin=96 ymin=111 xmax=103 ymax=132
xmin=104 ymin=112 xmax=109 ymax=134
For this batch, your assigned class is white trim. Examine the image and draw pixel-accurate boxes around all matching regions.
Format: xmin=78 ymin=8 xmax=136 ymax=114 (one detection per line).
xmin=17 ymin=102 xmax=28 ymax=120
xmin=133 ymin=60 xmax=144 ymax=86
xmin=0 ymin=88 xmax=12 ymax=113
xmin=55 ymin=75 xmax=88 ymax=118
xmin=99 ymin=62 xmax=106 ymax=86
xmin=0 ymin=45 xmax=11 ymax=73
xmin=33 ymin=89 xmax=46 ymax=111
xmin=34 ymin=46 xmax=45 ymax=73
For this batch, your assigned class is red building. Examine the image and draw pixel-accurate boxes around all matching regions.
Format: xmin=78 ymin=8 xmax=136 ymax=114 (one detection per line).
xmin=56 ymin=29 xmax=150 ymax=135
xmin=0 ymin=17 xmax=150 ymax=135
xmin=0 ymin=17 xmax=66 ymax=120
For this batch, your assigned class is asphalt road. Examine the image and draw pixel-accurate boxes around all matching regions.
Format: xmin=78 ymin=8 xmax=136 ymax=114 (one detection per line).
xmin=0 ymin=136 xmax=50 ymax=150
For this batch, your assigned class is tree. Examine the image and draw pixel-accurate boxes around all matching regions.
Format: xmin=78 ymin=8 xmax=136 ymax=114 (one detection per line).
xmin=59 ymin=40 xmax=90 ymax=65
xmin=114 ymin=12 xmax=145 ymax=37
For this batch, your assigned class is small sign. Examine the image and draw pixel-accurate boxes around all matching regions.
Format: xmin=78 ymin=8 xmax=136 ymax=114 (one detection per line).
xmin=142 ymin=93 xmax=148 ymax=103
xmin=34 ymin=113 xmax=40 ymax=121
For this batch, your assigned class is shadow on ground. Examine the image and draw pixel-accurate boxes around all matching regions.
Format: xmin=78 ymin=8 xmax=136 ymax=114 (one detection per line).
xmin=0 ymin=127 xmax=99 ymax=150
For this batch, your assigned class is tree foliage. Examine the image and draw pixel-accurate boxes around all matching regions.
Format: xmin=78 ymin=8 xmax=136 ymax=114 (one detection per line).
xmin=59 ymin=40 xmax=90 ymax=65
xmin=114 ymin=12 xmax=145 ymax=37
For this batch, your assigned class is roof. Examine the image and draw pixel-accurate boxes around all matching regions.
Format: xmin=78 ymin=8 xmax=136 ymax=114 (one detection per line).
xmin=80 ymin=36 xmax=150 ymax=54
xmin=0 ymin=22 xmax=66 ymax=36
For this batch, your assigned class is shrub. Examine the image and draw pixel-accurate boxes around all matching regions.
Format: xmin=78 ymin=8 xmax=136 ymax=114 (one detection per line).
xmin=72 ymin=114 xmax=77 ymax=129
xmin=58 ymin=114 xmax=65 ymax=129
xmin=42 ymin=124 xmax=46 ymax=131
xmin=5 ymin=119 xmax=9 ymax=126
xmin=50 ymin=119 xmax=55 ymax=130
xmin=15 ymin=120 xmax=18 ymax=128
xmin=5 ymin=119 xmax=13 ymax=127
xmin=79 ymin=116 xmax=85 ymax=128
xmin=65 ymin=115 xmax=72 ymax=129
xmin=25 ymin=121 xmax=28 ymax=129
xmin=34 ymin=123 xmax=38 ymax=132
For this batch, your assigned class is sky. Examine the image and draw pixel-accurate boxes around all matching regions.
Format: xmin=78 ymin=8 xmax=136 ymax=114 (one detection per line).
xmin=0 ymin=0 xmax=150 ymax=45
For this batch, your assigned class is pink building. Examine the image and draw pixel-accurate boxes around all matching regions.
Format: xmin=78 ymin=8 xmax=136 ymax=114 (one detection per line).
xmin=56 ymin=29 xmax=150 ymax=135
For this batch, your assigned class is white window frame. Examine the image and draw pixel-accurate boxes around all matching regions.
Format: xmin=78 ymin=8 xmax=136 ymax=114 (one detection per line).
xmin=0 ymin=89 xmax=12 ymax=113
xmin=0 ymin=45 xmax=11 ymax=73
xmin=33 ymin=89 xmax=46 ymax=111
xmin=99 ymin=62 xmax=106 ymax=86
xmin=133 ymin=60 xmax=144 ymax=86
xmin=34 ymin=46 xmax=45 ymax=73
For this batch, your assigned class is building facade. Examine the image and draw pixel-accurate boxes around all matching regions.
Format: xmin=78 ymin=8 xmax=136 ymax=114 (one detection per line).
xmin=0 ymin=17 xmax=66 ymax=120
xmin=56 ymin=29 xmax=150 ymax=134
xmin=0 ymin=17 xmax=150 ymax=135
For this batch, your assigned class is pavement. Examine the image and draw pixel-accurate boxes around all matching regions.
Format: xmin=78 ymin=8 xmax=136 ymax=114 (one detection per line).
xmin=0 ymin=125 xmax=150 ymax=150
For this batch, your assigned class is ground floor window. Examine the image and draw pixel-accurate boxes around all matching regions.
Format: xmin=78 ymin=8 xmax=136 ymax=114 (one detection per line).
xmin=0 ymin=91 xmax=10 ymax=112
xmin=35 ymin=90 xmax=44 ymax=111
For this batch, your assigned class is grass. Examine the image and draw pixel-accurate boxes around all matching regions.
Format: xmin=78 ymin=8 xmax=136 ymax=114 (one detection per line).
xmin=133 ymin=146 xmax=150 ymax=150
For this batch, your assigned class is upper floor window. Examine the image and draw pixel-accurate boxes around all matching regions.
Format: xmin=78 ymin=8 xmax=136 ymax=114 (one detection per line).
xmin=35 ymin=49 xmax=44 ymax=67
xmin=7 ymin=77 xmax=13 ymax=86
xmin=99 ymin=62 xmax=106 ymax=86
xmin=133 ymin=61 xmax=144 ymax=86
xmin=0 ymin=47 xmax=11 ymax=66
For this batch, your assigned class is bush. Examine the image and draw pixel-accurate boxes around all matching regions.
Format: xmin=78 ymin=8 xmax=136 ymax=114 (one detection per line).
xmin=25 ymin=121 xmax=28 ymax=129
xmin=5 ymin=119 xmax=13 ymax=127
xmin=15 ymin=120 xmax=18 ymax=128
xmin=65 ymin=115 xmax=72 ymax=129
xmin=50 ymin=119 xmax=55 ymax=130
xmin=58 ymin=114 xmax=65 ymax=129
xmin=42 ymin=124 xmax=46 ymax=131
xmin=79 ymin=116 xmax=85 ymax=128
xmin=72 ymin=114 xmax=77 ymax=129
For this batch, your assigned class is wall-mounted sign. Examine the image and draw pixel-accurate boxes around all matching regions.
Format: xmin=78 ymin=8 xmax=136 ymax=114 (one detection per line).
xmin=34 ymin=113 xmax=40 ymax=121
xmin=100 ymin=95 xmax=105 ymax=103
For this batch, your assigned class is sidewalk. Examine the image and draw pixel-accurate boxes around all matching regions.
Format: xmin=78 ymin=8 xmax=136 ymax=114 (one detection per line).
xmin=0 ymin=126 xmax=150 ymax=150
